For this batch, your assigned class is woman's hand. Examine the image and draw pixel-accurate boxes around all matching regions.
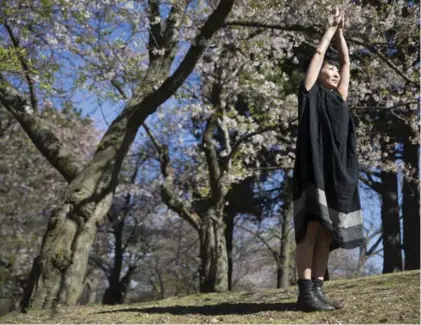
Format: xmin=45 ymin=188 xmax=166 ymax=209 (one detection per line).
xmin=338 ymin=10 xmax=345 ymax=30
xmin=328 ymin=7 xmax=343 ymax=28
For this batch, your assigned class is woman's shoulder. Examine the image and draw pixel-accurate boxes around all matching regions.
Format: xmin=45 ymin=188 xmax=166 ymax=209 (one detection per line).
xmin=298 ymin=80 xmax=321 ymax=96
xmin=331 ymin=88 xmax=347 ymax=104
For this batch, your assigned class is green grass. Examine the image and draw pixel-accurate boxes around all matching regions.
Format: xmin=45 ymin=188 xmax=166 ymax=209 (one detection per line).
xmin=2 ymin=270 xmax=419 ymax=324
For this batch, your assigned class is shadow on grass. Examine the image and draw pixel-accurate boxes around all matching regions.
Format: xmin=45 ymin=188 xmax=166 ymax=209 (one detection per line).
xmin=96 ymin=302 xmax=299 ymax=316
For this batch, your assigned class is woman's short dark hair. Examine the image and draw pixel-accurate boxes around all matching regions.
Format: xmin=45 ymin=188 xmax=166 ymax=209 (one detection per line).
xmin=322 ymin=59 xmax=339 ymax=70
xmin=302 ymin=53 xmax=339 ymax=73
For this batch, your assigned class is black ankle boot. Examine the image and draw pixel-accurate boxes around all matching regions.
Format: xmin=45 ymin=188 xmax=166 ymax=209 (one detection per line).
xmin=297 ymin=279 xmax=335 ymax=312
xmin=312 ymin=278 xmax=344 ymax=309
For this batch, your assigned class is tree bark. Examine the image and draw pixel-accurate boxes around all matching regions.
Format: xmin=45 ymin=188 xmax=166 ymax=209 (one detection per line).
xmin=381 ymin=170 xmax=403 ymax=273
xmin=224 ymin=210 xmax=234 ymax=291
xmin=102 ymin=266 xmax=136 ymax=305
xmin=402 ymin=140 xmax=420 ymax=270
xmin=0 ymin=77 xmax=80 ymax=182
xmin=21 ymin=116 xmax=137 ymax=310
xmin=102 ymin=221 xmax=125 ymax=305
xmin=102 ymin=156 xmax=143 ymax=305
xmin=324 ymin=268 xmax=330 ymax=281
xmin=278 ymin=205 xmax=292 ymax=289
xmin=199 ymin=209 xmax=229 ymax=292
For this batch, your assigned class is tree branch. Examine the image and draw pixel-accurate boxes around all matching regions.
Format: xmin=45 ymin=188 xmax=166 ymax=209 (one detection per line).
xmin=143 ymin=124 xmax=201 ymax=230
xmin=148 ymin=0 xmax=164 ymax=61
xmin=203 ymin=113 xmax=223 ymax=202
xmin=3 ymin=21 xmax=39 ymax=112
xmin=349 ymin=37 xmax=418 ymax=87
xmin=89 ymin=256 xmax=110 ymax=277
xmin=237 ymin=224 xmax=281 ymax=266
xmin=224 ymin=21 xmax=417 ymax=86
xmin=359 ymin=171 xmax=381 ymax=193
xmin=225 ymin=121 xmax=293 ymax=168
xmin=223 ymin=21 xmax=318 ymax=33
xmin=203 ymin=58 xmax=224 ymax=202
xmin=130 ymin=0 xmax=235 ymax=125
xmin=0 ymin=75 xmax=81 ymax=182
xmin=366 ymin=235 xmax=383 ymax=256
xmin=110 ymin=79 xmax=128 ymax=100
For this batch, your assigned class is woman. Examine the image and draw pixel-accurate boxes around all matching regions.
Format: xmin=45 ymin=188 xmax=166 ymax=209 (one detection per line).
xmin=293 ymin=8 xmax=364 ymax=312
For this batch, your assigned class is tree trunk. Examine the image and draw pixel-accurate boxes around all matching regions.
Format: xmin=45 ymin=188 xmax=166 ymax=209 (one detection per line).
xmin=324 ymin=268 xmax=330 ymax=281
xmin=356 ymin=238 xmax=367 ymax=277
xmin=21 ymin=116 xmax=138 ymax=310
xmin=79 ymin=276 xmax=99 ymax=305
xmin=102 ymin=221 xmax=125 ymax=305
xmin=102 ymin=267 xmax=135 ymax=305
xmin=381 ymin=171 xmax=403 ymax=273
xmin=224 ymin=211 xmax=234 ymax=291
xmin=402 ymin=140 xmax=420 ymax=270
xmin=199 ymin=208 xmax=229 ymax=292
xmin=277 ymin=206 xmax=293 ymax=289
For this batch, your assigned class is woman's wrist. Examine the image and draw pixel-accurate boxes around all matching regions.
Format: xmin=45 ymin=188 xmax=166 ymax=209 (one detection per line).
xmin=327 ymin=26 xmax=338 ymax=33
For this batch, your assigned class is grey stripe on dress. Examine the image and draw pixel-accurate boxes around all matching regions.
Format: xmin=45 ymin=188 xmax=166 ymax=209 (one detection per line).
xmin=293 ymin=184 xmax=363 ymax=229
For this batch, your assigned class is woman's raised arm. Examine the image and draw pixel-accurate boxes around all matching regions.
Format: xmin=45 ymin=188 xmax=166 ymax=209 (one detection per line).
xmin=304 ymin=7 xmax=342 ymax=91
xmin=335 ymin=12 xmax=350 ymax=101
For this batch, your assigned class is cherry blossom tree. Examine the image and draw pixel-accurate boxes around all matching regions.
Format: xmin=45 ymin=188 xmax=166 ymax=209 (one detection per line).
xmin=151 ymin=0 xmax=419 ymax=290
xmin=0 ymin=0 xmax=235 ymax=309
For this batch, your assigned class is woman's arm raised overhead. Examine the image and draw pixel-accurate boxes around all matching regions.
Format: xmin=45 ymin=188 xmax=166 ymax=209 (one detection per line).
xmin=304 ymin=7 xmax=342 ymax=91
xmin=335 ymin=11 xmax=350 ymax=101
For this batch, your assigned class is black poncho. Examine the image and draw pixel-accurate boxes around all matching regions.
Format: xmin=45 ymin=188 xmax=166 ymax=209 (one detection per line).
xmin=292 ymin=81 xmax=364 ymax=251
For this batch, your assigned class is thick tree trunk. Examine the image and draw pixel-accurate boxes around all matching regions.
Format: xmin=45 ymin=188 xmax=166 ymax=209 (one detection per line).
xmin=21 ymin=116 xmax=138 ymax=310
xmin=381 ymin=171 xmax=403 ymax=273
xmin=277 ymin=206 xmax=292 ymax=289
xmin=199 ymin=209 xmax=229 ymax=292
xmin=224 ymin=211 xmax=234 ymax=291
xmin=402 ymin=140 xmax=420 ymax=270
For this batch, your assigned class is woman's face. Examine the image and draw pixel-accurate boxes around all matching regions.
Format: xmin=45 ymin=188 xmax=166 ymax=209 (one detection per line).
xmin=319 ymin=63 xmax=340 ymax=89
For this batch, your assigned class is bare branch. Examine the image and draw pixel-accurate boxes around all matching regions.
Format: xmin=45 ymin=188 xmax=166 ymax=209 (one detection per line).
xmin=236 ymin=224 xmax=280 ymax=266
xmin=366 ymin=235 xmax=383 ymax=256
xmin=359 ymin=171 xmax=381 ymax=193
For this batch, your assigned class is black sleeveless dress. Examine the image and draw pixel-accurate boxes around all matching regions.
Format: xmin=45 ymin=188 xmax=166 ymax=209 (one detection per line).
xmin=292 ymin=81 xmax=364 ymax=251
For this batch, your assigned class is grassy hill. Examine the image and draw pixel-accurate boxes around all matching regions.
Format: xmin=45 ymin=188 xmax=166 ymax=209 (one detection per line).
xmin=2 ymin=270 xmax=419 ymax=324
